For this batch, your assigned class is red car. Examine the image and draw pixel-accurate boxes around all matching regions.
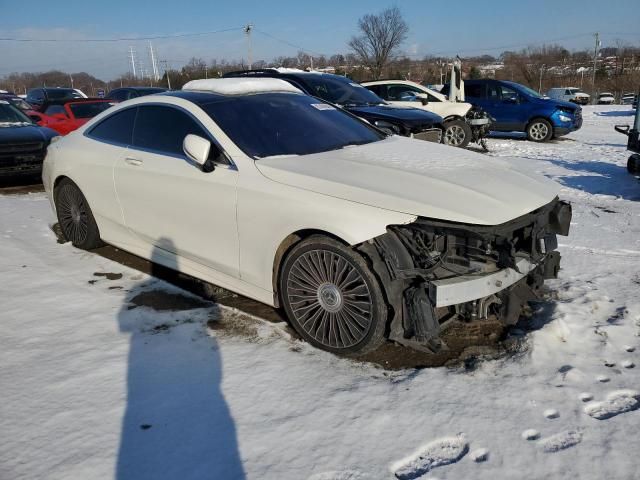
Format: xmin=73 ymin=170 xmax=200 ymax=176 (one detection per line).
xmin=33 ymin=99 xmax=114 ymax=135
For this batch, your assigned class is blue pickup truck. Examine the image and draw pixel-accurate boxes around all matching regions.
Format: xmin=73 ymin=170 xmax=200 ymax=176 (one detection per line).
xmin=442 ymin=79 xmax=582 ymax=142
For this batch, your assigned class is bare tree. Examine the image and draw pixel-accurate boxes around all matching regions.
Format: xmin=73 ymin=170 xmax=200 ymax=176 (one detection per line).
xmin=348 ymin=6 xmax=409 ymax=79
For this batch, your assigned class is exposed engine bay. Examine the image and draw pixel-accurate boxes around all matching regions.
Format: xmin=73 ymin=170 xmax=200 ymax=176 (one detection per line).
xmin=359 ymin=197 xmax=572 ymax=353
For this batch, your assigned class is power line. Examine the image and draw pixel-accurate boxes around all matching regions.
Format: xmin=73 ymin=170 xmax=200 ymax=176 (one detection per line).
xmin=255 ymin=29 xmax=325 ymax=57
xmin=0 ymin=27 xmax=244 ymax=42
xmin=402 ymin=32 xmax=640 ymax=58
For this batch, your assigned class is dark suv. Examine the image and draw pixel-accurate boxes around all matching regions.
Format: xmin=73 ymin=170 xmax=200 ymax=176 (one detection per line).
xmin=106 ymin=87 xmax=168 ymax=102
xmin=0 ymin=101 xmax=58 ymax=178
xmin=26 ymin=88 xmax=84 ymax=112
xmin=223 ymin=69 xmax=444 ymax=142
xmin=442 ymin=79 xmax=582 ymax=142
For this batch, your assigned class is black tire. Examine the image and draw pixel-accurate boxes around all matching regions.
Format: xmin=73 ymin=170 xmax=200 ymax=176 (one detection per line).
xmin=628 ymin=155 xmax=640 ymax=174
xmin=279 ymin=235 xmax=387 ymax=356
xmin=526 ymin=118 xmax=553 ymax=142
xmin=442 ymin=119 xmax=472 ymax=148
xmin=54 ymin=178 xmax=102 ymax=249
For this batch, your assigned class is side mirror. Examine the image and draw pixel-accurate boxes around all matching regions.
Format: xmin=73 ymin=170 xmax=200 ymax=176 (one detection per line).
xmin=183 ymin=134 xmax=213 ymax=170
xmin=415 ymin=93 xmax=430 ymax=105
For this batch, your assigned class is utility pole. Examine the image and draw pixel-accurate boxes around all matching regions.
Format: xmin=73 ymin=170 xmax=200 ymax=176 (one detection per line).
xmin=148 ymin=42 xmax=159 ymax=82
xmin=244 ymin=24 xmax=253 ymax=70
xmin=539 ymin=64 xmax=545 ymax=94
xmin=129 ymin=46 xmax=137 ymax=78
xmin=592 ymin=32 xmax=600 ymax=100
xmin=160 ymin=60 xmax=171 ymax=89
xmin=205 ymin=65 xmax=208 ymax=79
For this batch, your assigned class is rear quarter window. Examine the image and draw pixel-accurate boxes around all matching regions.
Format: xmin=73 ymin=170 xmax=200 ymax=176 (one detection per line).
xmin=87 ymin=107 xmax=137 ymax=145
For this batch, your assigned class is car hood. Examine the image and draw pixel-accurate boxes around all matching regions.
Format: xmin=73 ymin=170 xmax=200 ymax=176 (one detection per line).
xmin=534 ymin=97 xmax=580 ymax=111
xmin=0 ymin=123 xmax=58 ymax=144
xmin=346 ymin=104 xmax=443 ymax=126
xmin=255 ymin=136 xmax=560 ymax=225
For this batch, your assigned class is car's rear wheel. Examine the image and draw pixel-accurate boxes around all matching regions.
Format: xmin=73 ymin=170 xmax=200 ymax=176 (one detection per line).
xmin=54 ymin=178 xmax=102 ymax=249
xmin=526 ymin=118 xmax=553 ymax=142
xmin=443 ymin=119 xmax=472 ymax=148
xmin=279 ymin=236 xmax=387 ymax=356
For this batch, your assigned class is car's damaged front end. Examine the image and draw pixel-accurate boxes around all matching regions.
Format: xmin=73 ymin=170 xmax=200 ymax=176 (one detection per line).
xmin=359 ymin=197 xmax=572 ymax=353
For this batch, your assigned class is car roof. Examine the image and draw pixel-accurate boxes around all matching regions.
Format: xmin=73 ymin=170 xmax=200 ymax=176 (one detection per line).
xmin=181 ymin=78 xmax=303 ymax=96
xmin=114 ymin=87 xmax=168 ymax=91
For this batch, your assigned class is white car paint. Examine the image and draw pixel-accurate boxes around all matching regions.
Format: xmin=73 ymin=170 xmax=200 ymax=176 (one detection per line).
xmin=42 ymin=80 xmax=559 ymax=310
xmin=361 ymin=80 xmax=471 ymax=120
xmin=597 ymin=93 xmax=615 ymax=105
xmin=547 ymin=87 xmax=590 ymax=104
xmin=256 ymin=136 xmax=559 ymax=225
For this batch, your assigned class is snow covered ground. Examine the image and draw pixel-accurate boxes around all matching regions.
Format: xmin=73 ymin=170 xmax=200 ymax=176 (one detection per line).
xmin=1 ymin=105 xmax=639 ymax=480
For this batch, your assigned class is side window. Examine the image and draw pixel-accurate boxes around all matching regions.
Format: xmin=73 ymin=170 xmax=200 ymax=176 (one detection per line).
xmin=28 ymin=89 xmax=44 ymax=102
xmin=45 ymin=105 xmax=66 ymax=116
xmin=366 ymin=84 xmax=386 ymax=99
xmin=465 ymin=84 xmax=485 ymax=99
xmin=387 ymin=84 xmax=423 ymax=101
xmin=487 ymin=85 xmax=500 ymax=101
xmin=565 ymin=89 xmax=571 ymax=95
xmin=108 ymin=90 xmax=127 ymax=102
xmin=132 ymin=105 xmax=213 ymax=158
xmin=499 ymin=86 xmax=518 ymax=102
xmin=426 ymin=93 xmax=441 ymax=102
xmin=87 ymin=107 xmax=137 ymax=145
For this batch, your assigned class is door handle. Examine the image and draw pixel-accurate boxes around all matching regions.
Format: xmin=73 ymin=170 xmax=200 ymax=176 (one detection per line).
xmin=125 ymin=157 xmax=143 ymax=166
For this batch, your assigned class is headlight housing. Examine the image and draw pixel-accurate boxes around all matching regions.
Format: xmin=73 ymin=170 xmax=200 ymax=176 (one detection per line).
xmin=558 ymin=114 xmax=572 ymax=122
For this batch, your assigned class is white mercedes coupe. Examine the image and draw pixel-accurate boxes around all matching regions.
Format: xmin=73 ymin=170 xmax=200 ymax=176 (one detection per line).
xmin=43 ymin=78 xmax=571 ymax=356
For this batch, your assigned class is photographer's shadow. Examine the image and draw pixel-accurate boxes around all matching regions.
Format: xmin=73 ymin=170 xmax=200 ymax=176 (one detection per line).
xmin=116 ymin=239 xmax=245 ymax=480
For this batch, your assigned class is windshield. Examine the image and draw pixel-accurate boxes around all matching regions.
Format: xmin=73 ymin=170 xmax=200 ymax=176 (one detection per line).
xmin=5 ymin=97 xmax=32 ymax=111
xmin=69 ymin=102 xmax=113 ymax=118
xmin=510 ymin=83 xmax=545 ymax=99
xmin=302 ymin=75 xmax=385 ymax=106
xmin=0 ymin=101 xmax=32 ymax=124
xmin=201 ymin=93 xmax=384 ymax=158
xmin=46 ymin=89 xmax=83 ymax=100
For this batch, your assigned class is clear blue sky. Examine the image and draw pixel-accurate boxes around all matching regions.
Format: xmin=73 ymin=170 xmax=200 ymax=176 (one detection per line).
xmin=1 ymin=0 xmax=638 ymax=80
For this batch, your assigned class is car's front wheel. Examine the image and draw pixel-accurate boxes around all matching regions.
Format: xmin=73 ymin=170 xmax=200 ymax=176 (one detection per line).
xmin=279 ymin=235 xmax=387 ymax=356
xmin=526 ymin=118 xmax=553 ymax=142
xmin=443 ymin=119 xmax=472 ymax=148
xmin=54 ymin=178 xmax=102 ymax=249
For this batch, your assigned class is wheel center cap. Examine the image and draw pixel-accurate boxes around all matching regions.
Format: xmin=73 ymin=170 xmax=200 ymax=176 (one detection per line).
xmin=70 ymin=206 xmax=81 ymax=223
xmin=317 ymin=283 xmax=343 ymax=313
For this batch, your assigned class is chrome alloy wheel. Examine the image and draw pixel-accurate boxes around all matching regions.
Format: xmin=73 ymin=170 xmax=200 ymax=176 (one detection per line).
xmin=57 ymin=183 xmax=89 ymax=245
xmin=285 ymin=249 xmax=373 ymax=349
xmin=529 ymin=121 xmax=549 ymax=141
xmin=444 ymin=124 xmax=467 ymax=146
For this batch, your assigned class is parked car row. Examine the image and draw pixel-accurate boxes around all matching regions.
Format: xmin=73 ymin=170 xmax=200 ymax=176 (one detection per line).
xmin=442 ymin=79 xmax=582 ymax=142
xmin=41 ymin=77 xmax=571 ymax=356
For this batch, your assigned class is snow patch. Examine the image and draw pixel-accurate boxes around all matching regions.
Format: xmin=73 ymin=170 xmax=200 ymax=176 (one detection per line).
xmin=391 ymin=435 xmax=469 ymax=479
xmin=182 ymin=78 xmax=302 ymax=95
xmin=584 ymin=390 xmax=640 ymax=420
xmin=470 ymin=448 xmax=489 ymax=463
xmin=544 ymin=408 xmax=560 ymax=419
xmin=307 ymin=470 xmax=364 ymax=480
xmin=522 ymin=429 xmax=540 ymax=441
xmin=538 ymin=430 xmax=583 ymax=453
